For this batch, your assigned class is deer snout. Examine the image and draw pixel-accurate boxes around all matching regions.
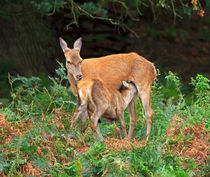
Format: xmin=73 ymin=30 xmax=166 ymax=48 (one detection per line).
xmin=76 ymin=75 xmax=83 ymax=80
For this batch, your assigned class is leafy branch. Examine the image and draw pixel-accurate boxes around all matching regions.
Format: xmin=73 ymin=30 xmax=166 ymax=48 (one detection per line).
xmin=28 ymin=0 xmax=205 ymax=36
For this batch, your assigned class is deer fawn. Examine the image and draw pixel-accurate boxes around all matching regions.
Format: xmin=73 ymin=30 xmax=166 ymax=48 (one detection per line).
xmin=71 ymin=79 xmax=137 ymax=141
xmin=59 ymin=37 xmax=156 ymax=141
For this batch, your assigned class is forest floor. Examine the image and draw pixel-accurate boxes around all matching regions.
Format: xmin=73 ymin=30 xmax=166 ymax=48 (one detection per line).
xmin=0 ymin=112 xmax=209 ymax=176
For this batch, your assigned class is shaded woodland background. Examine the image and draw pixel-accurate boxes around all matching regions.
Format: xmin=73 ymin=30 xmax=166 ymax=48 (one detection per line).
xmin=0 ymin=0 xmax=209 ymax=98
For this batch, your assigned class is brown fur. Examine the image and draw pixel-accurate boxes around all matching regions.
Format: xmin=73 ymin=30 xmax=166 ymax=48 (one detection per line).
xmin=59 ymin=37 xmax=156 ymax=141
xmin=71 ymin=79 xmax=137 ymax=141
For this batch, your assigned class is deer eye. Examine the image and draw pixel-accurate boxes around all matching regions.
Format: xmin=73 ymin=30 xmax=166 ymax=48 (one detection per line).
xmin=67 ymin=61 xmax=71 ymax=64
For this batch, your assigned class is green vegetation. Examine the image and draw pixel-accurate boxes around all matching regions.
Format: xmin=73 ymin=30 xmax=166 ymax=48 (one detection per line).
xmin=29 ymin=0 xmax=205 ymax=22
xmin=0 ymin=63 xmax=209 ymax=176
xmin=28 ymin=0 xmax=206 ymax=37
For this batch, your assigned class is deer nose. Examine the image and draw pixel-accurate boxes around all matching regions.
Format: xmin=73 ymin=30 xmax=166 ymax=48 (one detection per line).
xmin=76 ymin=75 xmax=82 ymax=80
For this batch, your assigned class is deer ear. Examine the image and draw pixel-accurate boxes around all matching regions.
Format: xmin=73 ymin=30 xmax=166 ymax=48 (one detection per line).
xmin=73 ymin=37 xmax=82 ymax=51
xmin=59 ymin=37 xmax=68 ymax=52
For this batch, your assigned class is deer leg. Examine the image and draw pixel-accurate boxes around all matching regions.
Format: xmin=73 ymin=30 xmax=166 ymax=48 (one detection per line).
xmin=127 ymin=97 xmax=138 ymax=139
xmin=90 ymin=108 xmax=106 ymax=142
xmin=117 ymin=111 xmax=128 ymax=139
xmin=105 ymin=119 xmax=122 ymax=139
xmin=113 ymin=122 xmax=122 ymax=139
xmin=71 ymin=104 xmax=86 ymax=128
xmin=80 ymin=111 xmax=88 ymax=132
xmin=139 ymin=88 xmax=153 ymax=141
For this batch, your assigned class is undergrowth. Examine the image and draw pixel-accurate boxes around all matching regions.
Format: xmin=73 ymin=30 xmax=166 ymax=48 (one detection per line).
xmin=0 ymin=63 xmax=209 ymax=176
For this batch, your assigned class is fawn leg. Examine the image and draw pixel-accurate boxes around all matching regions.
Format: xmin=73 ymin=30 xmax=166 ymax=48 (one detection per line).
xmin=90 ymin=108 xmax=106 ymax=142
xmin=127 ymin=97 xmax=138 ymax=139
xmin=105 ymin=119 xmax=122 ymax=139
xmin=71 ymin=104 xmax=86 ymax=128
xmin=117 ymin=111 xmax=128 ymax=139
xmin=80 ymin=111 xmax=88 ymax=131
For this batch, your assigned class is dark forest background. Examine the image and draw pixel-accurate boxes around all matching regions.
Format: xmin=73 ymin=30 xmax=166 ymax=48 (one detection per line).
xmin=0 ymin=0 xmax=209 ymax=98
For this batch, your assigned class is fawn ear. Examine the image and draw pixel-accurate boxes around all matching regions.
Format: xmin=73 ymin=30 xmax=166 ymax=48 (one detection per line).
xmin=73 ymin=37 xmax=82 ymax=51
xmin=59 ymin=37 xmax=68 ymax=52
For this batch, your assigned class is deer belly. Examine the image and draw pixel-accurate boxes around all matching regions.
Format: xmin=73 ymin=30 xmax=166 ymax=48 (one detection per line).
xmin=102 ymin=107 xmax=118 ymax=120
xmin=87 ymin=104 xmax=118 ymax=120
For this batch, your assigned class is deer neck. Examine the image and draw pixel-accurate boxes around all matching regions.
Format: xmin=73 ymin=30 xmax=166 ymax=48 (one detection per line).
xmin=67 ymin=72 xmax=78 ymax=96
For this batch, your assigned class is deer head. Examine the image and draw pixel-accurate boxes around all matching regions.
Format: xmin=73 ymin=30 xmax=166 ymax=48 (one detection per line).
xmin=59 ymin=37 xmax=83 ymax=81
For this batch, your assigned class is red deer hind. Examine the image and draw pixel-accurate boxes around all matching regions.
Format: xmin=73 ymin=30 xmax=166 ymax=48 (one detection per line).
xmin=59 ymin=37 xmax=156 ymax=141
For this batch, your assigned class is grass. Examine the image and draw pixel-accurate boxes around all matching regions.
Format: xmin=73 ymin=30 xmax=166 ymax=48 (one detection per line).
xmin=0 ymin=62 xmax=209 ymax=176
